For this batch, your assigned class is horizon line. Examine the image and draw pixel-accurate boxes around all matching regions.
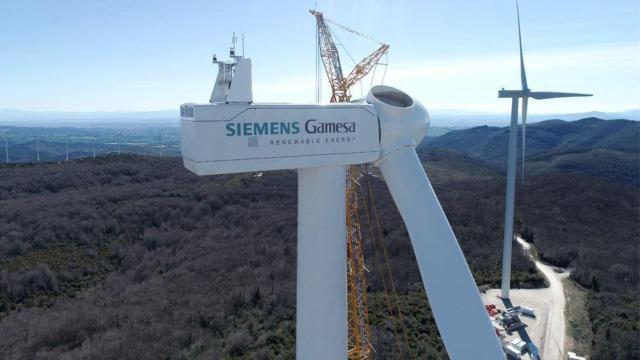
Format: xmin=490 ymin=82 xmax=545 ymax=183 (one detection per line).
xmin=1 ymin=107 xmax=638 ymax=116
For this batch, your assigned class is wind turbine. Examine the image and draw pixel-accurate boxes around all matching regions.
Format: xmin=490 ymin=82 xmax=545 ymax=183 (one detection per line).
xmin=158 ymin=133 xmax=164 ymax=157
xmin=117 ymin=131 xmax=124 ymax=155
xmin=181 ymin=40 xmax=504 ymax=359
xmin=35 ymin=137 xmax=40 ymax=162
xmin=499 ymin=1 xmax=592 ymax=300
xmin=65 ymin=135 xmax=71 ymax=162
xmin=91 ymin=135 xmax=97 ymax=159
xmin=0 ymin=130 xmax=8 ymax=163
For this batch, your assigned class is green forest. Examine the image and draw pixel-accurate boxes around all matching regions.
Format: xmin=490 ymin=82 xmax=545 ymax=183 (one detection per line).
xmin=0 ymin=118 xmax=638 ymax=359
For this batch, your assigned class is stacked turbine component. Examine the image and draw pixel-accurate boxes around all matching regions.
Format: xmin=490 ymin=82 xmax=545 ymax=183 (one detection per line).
xmin=499 ymin=0 xmax=592 ymax=300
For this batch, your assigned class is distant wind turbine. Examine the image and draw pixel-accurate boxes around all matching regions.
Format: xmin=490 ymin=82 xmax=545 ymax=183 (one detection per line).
xmin=499 ymin=0 xmax=592 ymax=300
xmin=65 ymin=135 xmax=71 ymax=162
xmin=35 ymin=137 xmax=40 ymax=162
xmin=158 ymin=133 xmax=164 ymax=157
xmin=1 ymin=130 xmax=8 ymax=163
xmin=91 ymin=135 xmax=97 ymax=159
xmin=117 ymin=131 xmax=124 ymax=155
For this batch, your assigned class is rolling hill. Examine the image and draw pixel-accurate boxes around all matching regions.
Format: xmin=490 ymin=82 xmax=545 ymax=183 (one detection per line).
xmin=420 ymin=118 xmax=640 ymax=185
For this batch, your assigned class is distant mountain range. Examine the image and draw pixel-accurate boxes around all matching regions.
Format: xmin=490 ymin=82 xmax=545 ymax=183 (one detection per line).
xmin=429 ymin=109 xmax=640 ymax=127
xmin=0 ymin=109 xmax=179 ymax=127
xmin=420 ymin=117 xmax=640 ymax=185
xmin=1 ymin=107 xmax=638 ymax=127
xmin=1 ymin=130 xmax=637 ymax=358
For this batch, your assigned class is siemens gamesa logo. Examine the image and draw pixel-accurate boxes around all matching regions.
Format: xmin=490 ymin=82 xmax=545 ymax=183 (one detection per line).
xmin=226 ymin=119 xmax=355 ymax=136
xmin=226 ymin=122 xmax=300 ymax=136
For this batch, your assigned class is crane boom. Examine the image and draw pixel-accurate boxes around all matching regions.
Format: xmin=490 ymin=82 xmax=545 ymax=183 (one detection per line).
xmin=310 ymin=10 xmax=389 ymax=103
xmin=311 ymin=10 xmax=346 ymax=102
xmin=345 ymin=44 xmax=389 ymax=89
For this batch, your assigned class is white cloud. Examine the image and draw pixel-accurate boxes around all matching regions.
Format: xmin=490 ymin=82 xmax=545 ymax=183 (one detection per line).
xmin=252 ymin=42 xmax=640 ymax=114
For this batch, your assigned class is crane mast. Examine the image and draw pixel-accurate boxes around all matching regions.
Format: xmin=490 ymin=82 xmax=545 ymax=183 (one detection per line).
xmin=311 ymin=10 xmax=389 ymax=103
xmin=310 ymin=9 xmax=389 ymax=360
xmin=312 ymin=10 xmax=346 ymax=102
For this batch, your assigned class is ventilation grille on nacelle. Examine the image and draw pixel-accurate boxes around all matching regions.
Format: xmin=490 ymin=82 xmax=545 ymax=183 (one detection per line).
xmin=180 ymin=104 xmax=195 ymax=118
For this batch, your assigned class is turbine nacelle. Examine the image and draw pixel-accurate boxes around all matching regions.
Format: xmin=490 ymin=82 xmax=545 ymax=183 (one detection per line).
xmin=181 ymin=83 xmax=430 ymax=175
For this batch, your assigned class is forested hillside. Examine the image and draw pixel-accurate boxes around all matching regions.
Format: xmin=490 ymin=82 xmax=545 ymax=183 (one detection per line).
xmin=0 ymin=154 xmax=539 ymax=359
xmin=0 ymin=132 xmax=637 ymax=359
xmin=421 ymin=118 xmax=640 ymax=185
xmin=516 ymin=174 xmax=639 ymax=359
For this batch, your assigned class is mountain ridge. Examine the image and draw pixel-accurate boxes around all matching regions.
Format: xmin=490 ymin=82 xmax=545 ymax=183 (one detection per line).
xmin=2 ymin=108 xmax=638 ymax=127
xmin=420 ymin=117 xmax=640 ymax=185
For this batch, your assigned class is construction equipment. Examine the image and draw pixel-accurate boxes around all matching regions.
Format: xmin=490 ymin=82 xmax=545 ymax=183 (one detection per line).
xmin=345 ymin=166 xmax=372 ymax=359
xmin=310 ymin=10 xmax=389 ymax=103
xmin=310 ymin=10 xmax=390 ymax=359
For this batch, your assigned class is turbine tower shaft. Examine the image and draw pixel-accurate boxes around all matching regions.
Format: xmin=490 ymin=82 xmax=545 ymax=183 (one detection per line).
xmin=499 ymin=0 xmax=591 ymax=300
xmin=297 ymin=166 xmax=348 ymax=359
xmin=501 ymin=97 xmax=519 ymax=299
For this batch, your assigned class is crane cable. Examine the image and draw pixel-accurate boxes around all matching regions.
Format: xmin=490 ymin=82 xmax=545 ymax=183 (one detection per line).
xmin=329 ymin=27 xmax=385 ymax=99
xmin=323 ymin=13 xmax=389 ymax=94
xmin=328 ymin=27 xmax=363 ymax=98
xmin=361 ymin=165 xmax=416 ymax=360
xmin=370 ymin=53 xmax=389 ymax=88
xmin=367 ymin=174 xmax=416 ymax=360
xmin=324 ymin=17 xmax=387 ymax=46
xmin=315 ymin=20 xmax=322 ymax=103
xmin=358 ymin=167 xmax=405 ymax=359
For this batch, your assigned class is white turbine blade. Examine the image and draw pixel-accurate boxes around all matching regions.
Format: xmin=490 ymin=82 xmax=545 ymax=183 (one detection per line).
xmin=530 ymin=91 xmax=592 ymax=99
xmin=521 ymin=96 xmax=528 ymax=184
xmin=377 ymin=146 xmax=504 ymax=359
xmin=516 ymin=0 xmax=528 ymax=91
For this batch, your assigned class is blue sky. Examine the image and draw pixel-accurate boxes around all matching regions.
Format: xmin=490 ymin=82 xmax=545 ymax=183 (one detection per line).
xmin=1 ymin=0 xmax=638 ymax=114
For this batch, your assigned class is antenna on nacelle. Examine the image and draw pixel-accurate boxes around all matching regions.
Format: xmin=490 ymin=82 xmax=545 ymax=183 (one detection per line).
xmin=229 ymin=32 xmax=241 ymax=59
xmin=209 ymin=33 xmax=252 ymax=104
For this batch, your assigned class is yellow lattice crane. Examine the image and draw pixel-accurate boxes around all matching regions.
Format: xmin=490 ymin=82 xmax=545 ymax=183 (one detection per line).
xmin=310 ymin=9 xmax=389 ymax=359
xmin=310 ymin=10 xmax=389 ymax=103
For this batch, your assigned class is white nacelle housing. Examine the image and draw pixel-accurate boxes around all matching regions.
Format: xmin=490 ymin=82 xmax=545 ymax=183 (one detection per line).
xmin=180 ymin=102 xmax=381 ymax=175
xmin=181 ymin=51 xmax=429 ymax=176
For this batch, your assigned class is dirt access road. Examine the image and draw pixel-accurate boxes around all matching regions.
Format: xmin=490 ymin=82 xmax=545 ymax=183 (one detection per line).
xmin=482 ymin=237 xmax=570 ymax=360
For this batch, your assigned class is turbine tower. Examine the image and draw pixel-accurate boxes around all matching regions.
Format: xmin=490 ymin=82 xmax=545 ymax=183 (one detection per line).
xmin=181 ymin=39 xmax=504 ymax=359
xmin=499 ymin=1 xmax=591 ymax=299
